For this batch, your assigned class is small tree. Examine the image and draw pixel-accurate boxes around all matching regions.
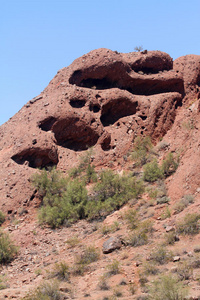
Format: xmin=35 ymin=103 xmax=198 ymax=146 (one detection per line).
xmin=143 ymin=160 xmax=163 ymax=182
xmin=134 ymin=45 xmax=143 ymax=52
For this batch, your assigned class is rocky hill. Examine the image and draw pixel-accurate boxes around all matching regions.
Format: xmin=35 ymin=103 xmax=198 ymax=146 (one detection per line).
xmin=0 ymin=48 xmax=200 ymax=299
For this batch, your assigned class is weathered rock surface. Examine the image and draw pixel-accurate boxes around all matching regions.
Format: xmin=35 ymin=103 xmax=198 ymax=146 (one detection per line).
xmin=102 ymin=236 xmax=122 ymax=254
xmin=0 ymin=48 xmax=200 ymax=213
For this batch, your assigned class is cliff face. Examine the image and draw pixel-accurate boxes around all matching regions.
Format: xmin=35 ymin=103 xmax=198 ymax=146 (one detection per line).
xmin=0 ymin=48 xmax=200 ymax=213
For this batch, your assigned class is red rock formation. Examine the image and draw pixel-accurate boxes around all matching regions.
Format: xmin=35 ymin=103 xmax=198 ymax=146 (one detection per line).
xmin=0 ymin=48 xmax=200 ymax=214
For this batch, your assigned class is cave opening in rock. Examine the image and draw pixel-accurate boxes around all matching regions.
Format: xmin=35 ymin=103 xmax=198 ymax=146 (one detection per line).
xmin=69 ymin=99 xmax=86 ymax=108
xmin=89 ymin=103 xmax=100 ymax=113
xmin=38 ymin=117 xmax=57 ymax=132
xmin=80 ymin=78 xmax=116 ymax=90
xmin=11 ymin=149 xmax=58 ymax=169
xmin=52 ymin=117 xmax=99 ymax=151
xmin=100 ymin=99 xmax=138 ymax=127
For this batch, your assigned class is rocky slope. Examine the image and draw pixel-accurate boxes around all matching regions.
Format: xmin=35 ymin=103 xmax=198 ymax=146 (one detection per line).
xmin=0 ymin=48 xmax=200 ymax=299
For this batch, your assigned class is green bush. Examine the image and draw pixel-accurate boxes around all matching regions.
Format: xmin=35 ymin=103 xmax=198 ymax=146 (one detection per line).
xmin=72 ymin=246 xmax=99 ymax=276
xmin=23 ymin=280 xmax=61 ymax=300
xmin=142 ymin=261 xmax=159 ymax=275
xmin=174 ymin=194 xmax=194 ymax=214
xmin=123 ymin=209 xmax=138 ymax=230
xmin=0 ymin=231 xmax=18 ymax=264
xmin=50 ymin=262 xmax=70 ymax=281
xmin=148 ymin=275 xmax=188 ymax=300
xmin=127 ymin=219 xmax=153 ymax=247
xmin=106 ymin=259 xmax=121 ymax=276
xmin=33 ymin=168 xmax=144 ymax=227
xmin=98 ymin=275 xmax=110 ymax=290
xmin=86 ymin=170 xmax=144 ymax=220
xmin=143 ymin=160 xmax=163 ymax=182
xmin=177 ymin=213 xmax=200 ymax=235
xmin=176 ymin=261 xmax=193 ymax=281
xmin=0 ymin=211 xmax=5 ymax=226
xmin=161 ymin=152 xmax=179 ymax=177
xmin=132 ymin=136 xmax=153 ymax=166
xmin=76 ymin=246 xmax=100 ymax=265
xmin=38 ymin=178 xmax=88 ymax=228
xmin=150 ymin=246 xmax=173 ymax=265
xmin=164 ymin=232 xmax=177 ymax=245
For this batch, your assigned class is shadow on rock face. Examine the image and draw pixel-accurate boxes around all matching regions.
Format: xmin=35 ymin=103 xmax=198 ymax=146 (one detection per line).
xmin=11 ymin=147 xmax=58 ymax=169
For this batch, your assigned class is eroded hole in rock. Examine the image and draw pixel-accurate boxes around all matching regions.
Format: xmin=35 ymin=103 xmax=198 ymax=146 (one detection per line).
xmin=80 ymin=78 xmax=116 ymax=90
xmin=100 ymin=99 xmax=138 ymax=126
xmin=139 ymin=115 xmax=147 ymax=120
xmin=52 ymin=117 xmax=99 ymax=151
xmin=11 ymin=148 xmax=58 ymax=169
xmin=89 ymin=103 xmax=100 ymax=113
xmin=134 ymin=68 xmax=160 ymax=75
xmin=38 ymin=117 xmax=57 ymax=131
xmin=70 ymin=99 xmax=86 ymax=108
xmin=175 ymin=97 xmax=183 ymax=109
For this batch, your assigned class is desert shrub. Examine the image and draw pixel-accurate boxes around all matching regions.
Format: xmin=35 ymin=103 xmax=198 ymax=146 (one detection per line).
xmin=177 ymin=213 xmax=200 ymax=235
xmin=86 ymin=170 xmax=144 ymax=220
xmin=132 ymin=136 xmax=153 ymax=166
xmin=0 ymin=275 xmax=8 ymax=290
xmin=176 ymin=261 xmax=193 ymax=281
xmin=113 ymin=288 xmax=123 ymax=297
xmin=174 ymin=194 xmax=194 ymax=214
xmin=72 ymin=246 xmax=99 ymax=276
xmin=143 ymin=160 xmax=163 ymax=182
xmin=128 ymin=230 xmax=148 ymax=247
xmin=38 ymin=180 xmax=88 ymax=228
xmin=84 ymin=163 xmax=97 ymax=183
xmin=23 ymin=280 xmax=61 ymax=300
xmin=129 ymin=282 xmax=137 ymax=295
xmin=134 ymin=45 xmax=143 ymax=52
xmin=31 ymin=168 xmax=68 ymax=199
xmin=123 ymin=209 xmax=138 ymax=230
xmin=148 ymin=275 xmax=188 ymax=300
xmin=66 ymin=236 xmax=80 ymax=248
xmin=98 ymin=275 xmax=110 ymax=290
xmin=150 ymin=246 xmax=173 ymax=265
xmin=161 ymin=206 xmax=171 ymax=220
xmin=76 ymin=246 xmax=100 ymax=265
xmin=146 ymin=187 xmax=158 ymax=199
xmin=33 ymin=168 xmax=144 ymax=227
xmin=142 ymin=261 xmax=159 ymax=275
xmin=0 ymin=211 xmax=5 ymax=226
xmin=127 ymin=220 xmax=153 ymax=247
xmin=161 ymin=152 xmax=179 ymax=177
xmin=100 ymin=221 xmax=120 ymax=235
xmin=33 ymin=169 xmax=88 ymax=228
xmin=106 ymin=260 xmax=120 ymax=276
xmin=164 ymin=232 xmax=177 ymax=245
xmin=50 ymin=261 xmax=70 ymax=281
xmin=156 ymin=196 xmax=170 ymax=205
xmin=138 ymin=271 xmax=148 ymax=287
xmin=0 ymin=231 xmax=18 ymax=264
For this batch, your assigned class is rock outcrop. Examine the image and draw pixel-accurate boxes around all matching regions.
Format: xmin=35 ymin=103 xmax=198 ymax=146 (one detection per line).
xmin=0 ymin=48 xmax=200 ymax=213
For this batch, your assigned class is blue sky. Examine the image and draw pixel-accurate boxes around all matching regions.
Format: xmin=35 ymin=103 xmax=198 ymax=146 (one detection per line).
xmin=1 ymin=0 xmax=200 ymax=126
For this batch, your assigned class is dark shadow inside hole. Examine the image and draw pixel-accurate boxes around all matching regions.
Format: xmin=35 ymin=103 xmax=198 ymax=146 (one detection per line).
xmin=11 ymin=150 xmax=58 ymax=169
xmin=100 ymin=99 xmax=138 ymax=126
xmin=139 ymin=115 xmax=147 ymax=120
xmin=89 ymin=103 xmax=100 ymax=113
xmin=69 ymin=99 xmax=86 ymax=108
xmin=38 ymin=117 xmax=57 ymax=132
xmin=80 ymin=78 xmax=116 ymax=90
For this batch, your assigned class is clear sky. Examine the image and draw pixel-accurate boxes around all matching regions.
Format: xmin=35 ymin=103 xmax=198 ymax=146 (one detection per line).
xmin=1 ymin=0 xmax=200 ymax=126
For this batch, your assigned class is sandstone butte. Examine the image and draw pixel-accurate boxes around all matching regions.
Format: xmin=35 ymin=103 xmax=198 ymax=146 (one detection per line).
xmin=0 ymin=48 xmax=200 ymax=299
